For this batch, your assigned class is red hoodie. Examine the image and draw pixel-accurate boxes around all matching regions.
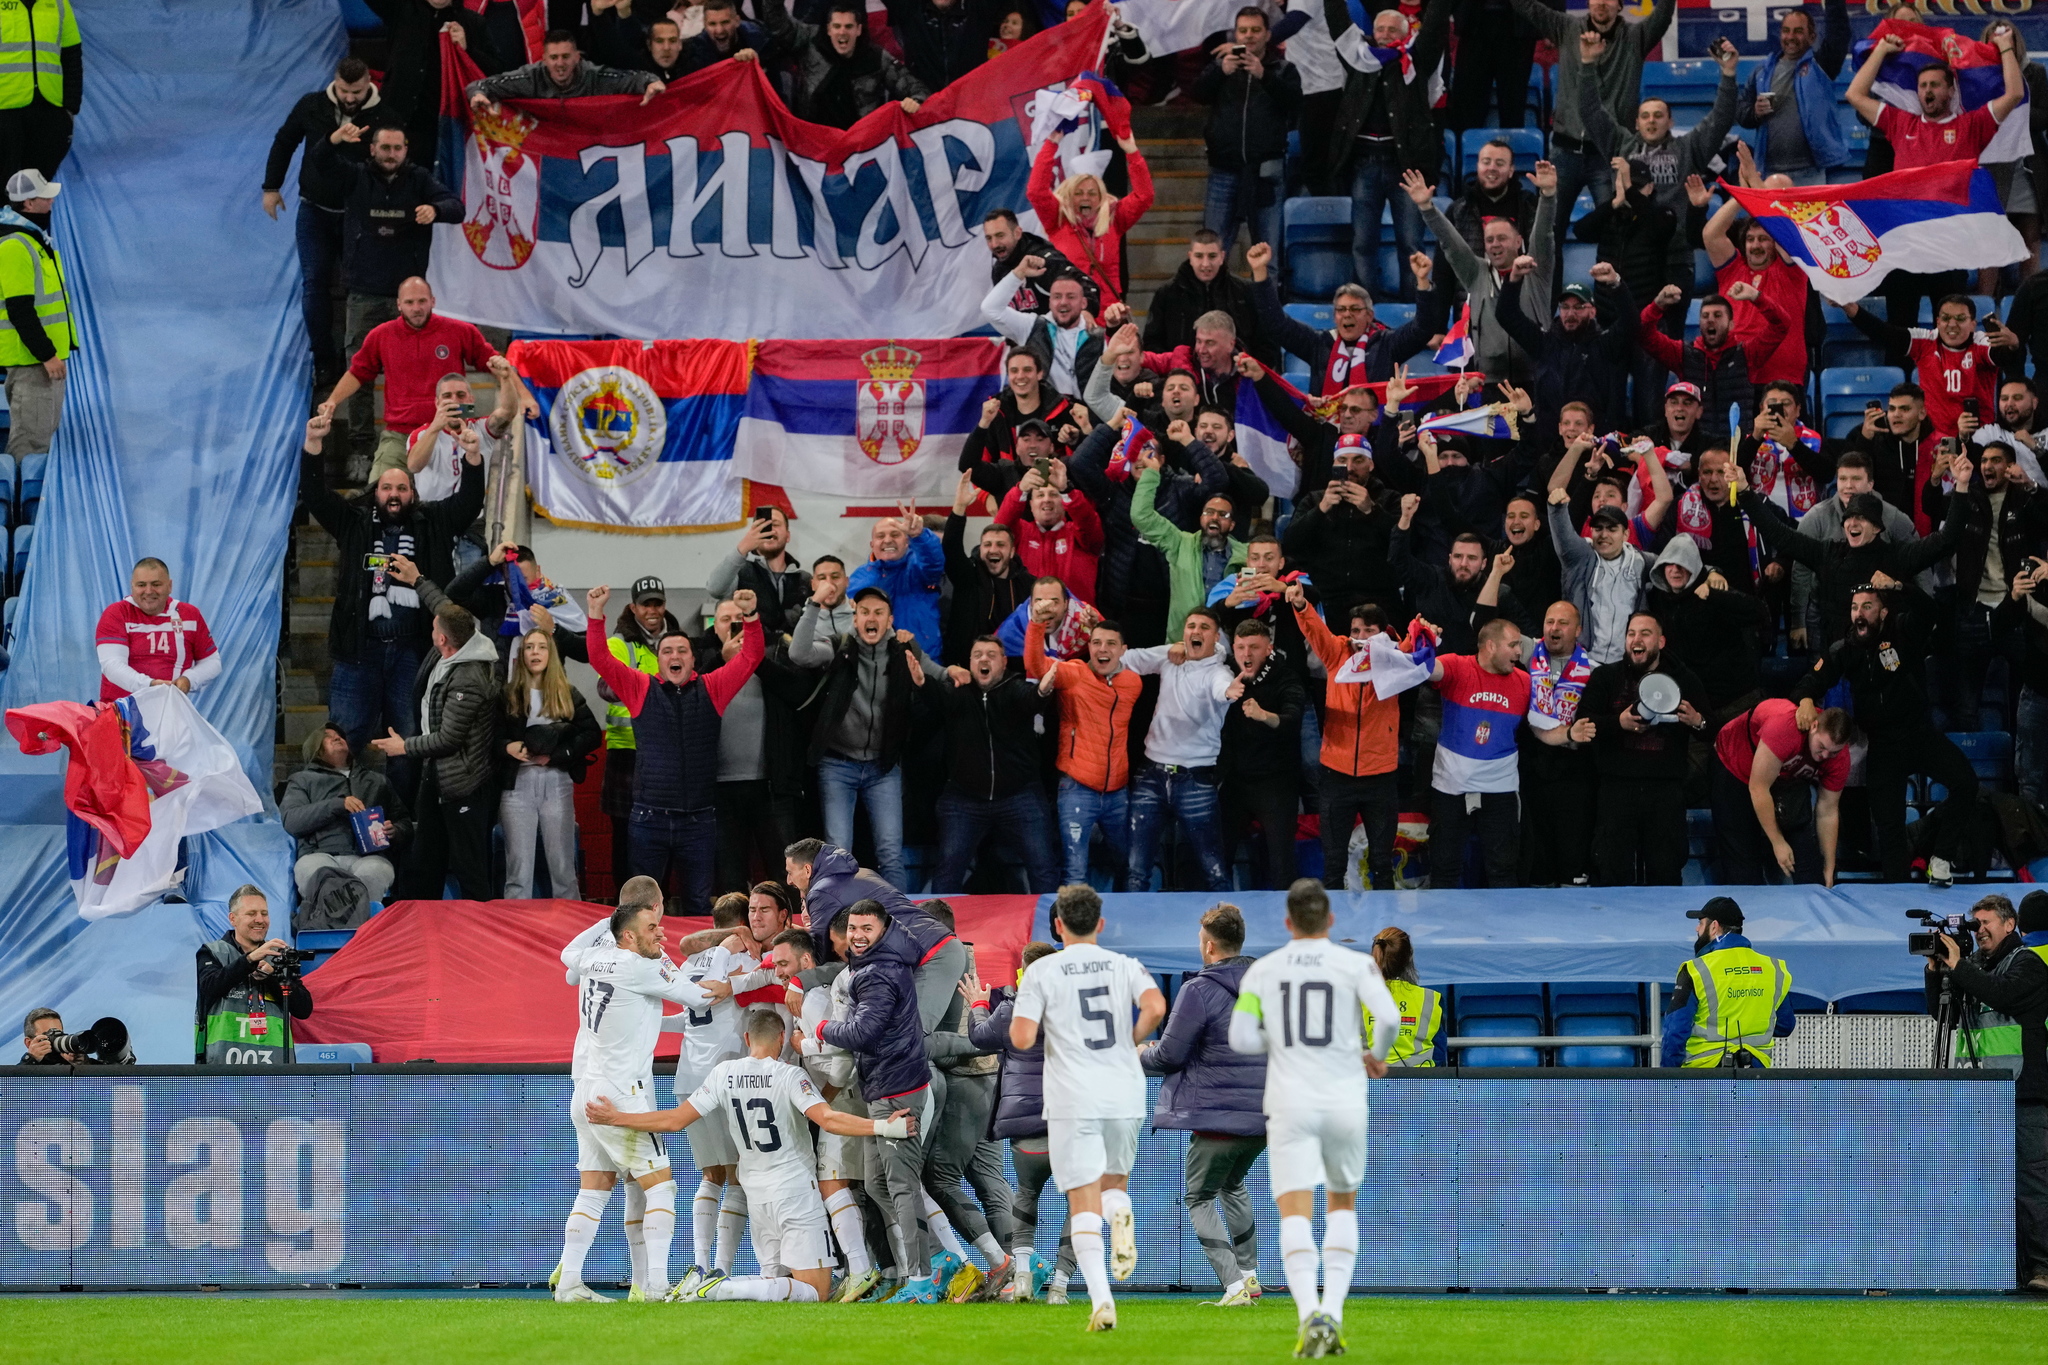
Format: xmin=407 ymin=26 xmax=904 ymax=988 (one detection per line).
xmin=996 ymin=485 xmax=1105 ymax=605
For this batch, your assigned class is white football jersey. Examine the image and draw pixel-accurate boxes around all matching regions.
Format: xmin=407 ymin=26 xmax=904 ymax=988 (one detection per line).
xmin=672 ymin=945 xmax=755 ymax=1096
xmin=573 ymin=944 xmax=708 ymax=1093
xmin=687 ymin=1055 xmax=827 ymax=1201
xmin=1013 ymin=943 xmax=1157 ymax=1121
xmin=562 ymin=917 xmax=627 ymax=1079
xmin=1236 ymin=939 xmax=1400 ymax=1115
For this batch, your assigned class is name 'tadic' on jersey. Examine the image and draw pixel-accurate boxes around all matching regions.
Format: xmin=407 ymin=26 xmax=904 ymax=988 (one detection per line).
xmin=574 ymin=945 xmax=706 ymax=1094
xmin=1237 ymin=940 xmax=1400 ymax=1114
xmin=687 ymin=1055 xmax=826 ymax=1200
xmin=1013 ymin=943 xmax=1158 ymax=1121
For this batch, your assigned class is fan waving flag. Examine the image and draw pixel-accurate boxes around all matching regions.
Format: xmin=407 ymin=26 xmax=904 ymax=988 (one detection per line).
xmin=1233 ymin=374 xmax=1301 ymax=498
xmin=514 ymin=339 xmax=752 ymax=532
xmin=1433 ymin=302 xmax=1474 ymax=369
xmin=1720 ymin=164 xmax=2026 ymax=305
xmin=1419 ymin=403 xmax=1518 ymax=440
xmin=1853 ymin=20 xmax=2031 ymax=165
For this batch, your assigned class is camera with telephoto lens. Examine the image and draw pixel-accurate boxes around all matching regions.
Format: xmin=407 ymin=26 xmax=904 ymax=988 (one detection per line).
xmin=41 ymin=1017 xmax=132 ymax=1065
xmin=1908 ymin=909 xmax=1975 ymax=960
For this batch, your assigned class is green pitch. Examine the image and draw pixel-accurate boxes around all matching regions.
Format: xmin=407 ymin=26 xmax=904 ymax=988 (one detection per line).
xmin=2 ymin=1294 xmax=2045 ymax=1364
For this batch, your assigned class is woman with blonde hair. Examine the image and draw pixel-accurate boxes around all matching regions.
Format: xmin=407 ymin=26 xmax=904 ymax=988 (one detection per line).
xmin=498 ymin=628 xmax=602 ymax=899
xmin=1365 ymin=926 xmax=1443 ymax=1068
xmin=1026 ymin=122 xmax=1154 ymax=306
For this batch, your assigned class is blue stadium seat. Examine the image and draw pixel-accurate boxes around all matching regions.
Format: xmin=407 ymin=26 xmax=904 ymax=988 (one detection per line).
xmin=1454 ymin=984 xmax=1547 ymax=1030
xmin=1457 ymin=1015 xmax=1543 ymax=1067
xmin=1550 ymin=982 xmax=1643 ymax=1028
xmin=1282 ymin=197 xmax=1353 ymax=300
xmin=0 ymin=452 xmax=13 ymax=503
xmin=1281 ymin=363 xmax=1311 ymax=392
xmin=9 ymin=523 xmax=29 ymax=585
xmin=1946 ymin=731 xmax=2014 ymax=788
xmin=1561 ymin=242 xmax=1598 ymax=286
xmin=1840 ymin=109 xmax=1869 ymax=168
xmin=1555 ymin=1015 xmax=1641 ymax=1068
xmin=1459 ymin=127 xmax=1543 ymax=176
xmin=300 ymin=1042 xmax=373 ymax=1063
xmin=1375 ymin=301 xmax=1415 ymax=329
xmin=1819 ymin=366 xmax=1905 ymax=419
xmin=1640 ymin=60 xmax=1722 ymax=100
xmin=17 ymin=450 xmax=44 ymax=504
xmin=1285 ymin=302 xmax=1334 ymax=331
xmin=2 ymin=593 xmax=16 ymax=646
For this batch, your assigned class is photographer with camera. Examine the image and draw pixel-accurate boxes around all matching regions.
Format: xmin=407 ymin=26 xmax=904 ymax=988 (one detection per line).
xmin=196 ymin=885 xmax=314 ymax=1064
xmin=18 ymin=1008 xmax=134 ymax=1066
xmin=1926 ymin=891 xmax=2048 ymax=1289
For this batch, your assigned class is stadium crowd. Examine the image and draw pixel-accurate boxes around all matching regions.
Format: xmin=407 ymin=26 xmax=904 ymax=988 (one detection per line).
xmin=62 ymin=0 xmax=2048 ymax=913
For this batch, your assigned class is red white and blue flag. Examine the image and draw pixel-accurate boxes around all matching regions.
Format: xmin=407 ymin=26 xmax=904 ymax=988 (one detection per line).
xmin=1419 ymin=402 xmax=1516 ymax=440
xmin=431 ymin=11 xmax=1111 ymax=341
xmin=1432 ymin=302 xmax=1474 ymax=370
xmin=1721 ymin=163 xmax=2026 ymax=305
xmin=1852 ymin=20 xmax=2032 ymax=166
xmin=513 ymin=339 xmax=753 ymax=531
xmin=732 ymin=338 xmax=1006 ymax=500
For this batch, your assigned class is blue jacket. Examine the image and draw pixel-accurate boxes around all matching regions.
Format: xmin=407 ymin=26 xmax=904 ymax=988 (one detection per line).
xmin=1738 ymin=0 xmax=1851 ymax=172
xmin=1142 ymin=956 xmax=1267 ymax=1136
xmin=1659 ymin=932 xmax=1798 ymax=1067
xmin=818 ymin=921 xmax=930 ymax=1101
xmin=848 ymin=527 xmax=945 ymax=659
xmin=803 ymin=844 xmax=955 ymax=968
xmin=971 ymin=993 xmax=1048 ymax=1140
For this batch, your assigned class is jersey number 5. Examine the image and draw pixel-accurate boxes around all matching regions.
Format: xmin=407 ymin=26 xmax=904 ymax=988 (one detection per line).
xmin=1277 ymin=980 xmax=1334 ymax=1048
xmin=1078 ymin=985 xmax=1117 ymax=1051
xmin=580 ymin=979 xmax=615 ymax=1032
xmin=730 ymin=1096 xmax=783 ymax=1152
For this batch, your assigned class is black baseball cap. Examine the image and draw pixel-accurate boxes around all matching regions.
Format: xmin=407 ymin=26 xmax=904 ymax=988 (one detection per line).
xmin=1588 ymin=505 xmax=1629 ymax=530
xmin=1016 ymin=418 xmax=1054 ymax=440
xmin=1687 ymin=895 xmax=1743 ymax=927
xmin=2020 ymin=890 xmax=2048 ymax=934
xmin=852 ymin=585 xmax=893 ymax=607
xmin=631 ymin=576 xmax=666 ymax=605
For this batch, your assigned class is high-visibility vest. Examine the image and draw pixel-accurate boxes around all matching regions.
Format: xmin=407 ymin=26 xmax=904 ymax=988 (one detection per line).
xmin=0 ymin=0 xmax=78 ymax=110
xmin=1952 ymin=943 xmax=2048 ymax=1073
xmin=1682 ymin=945 xmax=1792 ymax=1068
xmin=603 ymin=635 xmax=659 ymax=749
xmin=0 ymin=223 xmax=67 ymax=366
xmin=1367 ymin=979 xmax=1442 ymax=1068
xmin=195 ymin=939 xmax=295 ymax=1065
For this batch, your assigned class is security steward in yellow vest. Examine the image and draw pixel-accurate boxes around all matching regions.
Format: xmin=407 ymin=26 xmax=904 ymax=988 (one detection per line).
xmin=1365 ymin=925 xmax=1444 ymax=1067
xmin=0 ymin=0 xmax=81 ymax=188
xmin=0 ymin=167 xmax=67 ymax=458
xmin=1929 ymin=891 xmax=2048 ymax=1290
xmin=1660 ymin=896 xmax=1795 ymax=1068
xmin=598 ymin=576 xmax=679 ymax=891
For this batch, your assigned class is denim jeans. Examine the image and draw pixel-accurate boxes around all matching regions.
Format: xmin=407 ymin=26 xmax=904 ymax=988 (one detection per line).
xmin=295 ymin=199 xmax=345 ymax=373
xmin=932 ymin=785 xmax=1061 ymax=894
xmin=2019 ymin=685 xmax=2048 ymax=809
xmin=627 ymin=804 xmax=718 ymax=916
xmin=327 ymin=637 xmax=428 ymax=801
xmin=1546 ymin=139 xmax=1612 ymax=272
xmin=1124 ymin=760 xmax=1228 ymax=892
xmin=817 ymin=755 xmax=906 ymax=889
xmin=1953 ymin=598 xmax=2020 ymax=732
xmin=1349 ymin=150 xmax=1421 ymax=302
xmin=1203 ymin=160 xmax=1283 ymax=254
xmin=1056 ymin=774 xmax=1128 ymax=886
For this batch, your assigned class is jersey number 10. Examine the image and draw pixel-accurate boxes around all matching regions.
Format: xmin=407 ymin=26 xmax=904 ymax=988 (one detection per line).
xmin=1277 ymin=980 xmax=1334 ymax=1047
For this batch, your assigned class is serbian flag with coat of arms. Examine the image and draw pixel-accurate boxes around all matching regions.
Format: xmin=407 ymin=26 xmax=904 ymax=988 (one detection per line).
xmin=1852 ymin=19 xmax=2033 ymax=166
xmin=1720 ymin=163 xmax=2026 ymax=305
xmin=513 ymin=340 xmax=752 ymax=532
xmin=732 ymin=338 xmax=1005 ymax=500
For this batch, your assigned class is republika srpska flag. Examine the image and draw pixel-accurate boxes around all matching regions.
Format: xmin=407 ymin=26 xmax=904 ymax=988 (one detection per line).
xmin=1720 ymin=163 xmax=2026 ymax=305
xmin=513 ymin=339 xmax=752 ymax=532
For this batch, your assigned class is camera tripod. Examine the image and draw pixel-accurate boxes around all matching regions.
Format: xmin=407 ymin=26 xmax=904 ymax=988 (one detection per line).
xmin=1929 ymin=962 xmax=1983 ymax=1071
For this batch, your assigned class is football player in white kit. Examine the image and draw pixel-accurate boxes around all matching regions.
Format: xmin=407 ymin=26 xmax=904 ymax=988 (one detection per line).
xmin=1009 ymin=885 xmax=1166 ymax=1333
xmin=559 ymin=882 xmax=717 ymax=1302
xmin=662 ymin=892 xmax=755 ymax=1297
xmin=1229 ymin=879 xmax=1400 ymax=1359
xmin=588 ymin=1007 xmax=917 ymax=1304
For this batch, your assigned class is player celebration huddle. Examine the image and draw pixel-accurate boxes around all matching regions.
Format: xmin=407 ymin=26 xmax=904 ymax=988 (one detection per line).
xmin=558 ymin=845 xmax=1395 ymax=1357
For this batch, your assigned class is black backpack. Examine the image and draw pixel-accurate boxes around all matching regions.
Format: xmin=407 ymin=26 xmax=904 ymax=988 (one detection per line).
xmin=296 ymin=864 xmax=372 ymax=932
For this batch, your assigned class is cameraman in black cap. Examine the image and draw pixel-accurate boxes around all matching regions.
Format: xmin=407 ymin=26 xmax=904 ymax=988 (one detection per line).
xmin=1659 ymin=896 xmax=1796 ymax=1068
xmin=1929 ymin=890 xmax=2048 ymax=1290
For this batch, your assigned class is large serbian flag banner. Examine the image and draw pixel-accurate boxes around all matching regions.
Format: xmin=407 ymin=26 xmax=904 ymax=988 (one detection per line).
xmin=733 ymin=338 xmax=1006 ymax=500
xmin=513 ymin=339 xmax=753 ymax=532
xmin=1720 ymin=163 xmax=2026 ymax=306
xmin=431 ymin=7 xmax=1110 ymax=340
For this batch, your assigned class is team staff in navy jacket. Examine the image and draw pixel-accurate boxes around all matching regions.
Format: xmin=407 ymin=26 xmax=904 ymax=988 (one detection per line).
xmin=968 ymin=942 xmax=1075 ymax=1300
xmin=786 ymin=840 xmax=968 ymax=1032
xmin=1141 ymin=905 xmax=1267 ymax=1305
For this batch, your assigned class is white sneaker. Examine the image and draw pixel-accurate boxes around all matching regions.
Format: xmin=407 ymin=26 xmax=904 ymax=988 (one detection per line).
xmin=1928 ymin=856 xmax=1955 ymax=889
xmin=1108 ymin=1206 xmax=1137 ymax=1281
xmin=1045 ymin=1282 xmax=1069 ymax=1306
xmin=554 ymin=1283 xmax=614 ymax=1303
xmin=1087 ymin=1301 xmax=1118 ymax=1332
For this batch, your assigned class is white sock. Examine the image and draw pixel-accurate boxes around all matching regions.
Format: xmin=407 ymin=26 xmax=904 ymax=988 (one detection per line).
xmin=691 ymin=1179 xmax=721 ymax=1269
xmin=1319 ymin=1209 xmax=1357 ymax=1321
xmin=715 ymin=1183 xmax=749 ymax=1273
xmin=622 ymin=1181 xmax=647 ymax=1293
xmin=641 ymin=1180 xmax=677 ymax=1297
xmin=1224 ymin=1275 xmax=1247 ymax=1300
xmin=1013 ymin=1244 xmax=1035 ymax=1277
xmin=560 ymin=1187 xmax=613 ymax=1289
xmin=1051 ymin=1269 xmax=1070 ymax=1292
xmin=705 ymin=1275 xmax=821 ymax=1303
xmin=1072 ymin=1210 xmax=1112 ymax=1310
xmin=974 ymin=1232 xmax=1006 ymax=1268
xmin=921 ymin=1192 xmax=969 ymax=1262
xmin=1100 ymin=1187 xmax=1133 ymax=1226
xmin=1280 ymin=1214 xmax=1319 ymax=1323
xmin=825 ymin=1188 xmax=873 ymax=1277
